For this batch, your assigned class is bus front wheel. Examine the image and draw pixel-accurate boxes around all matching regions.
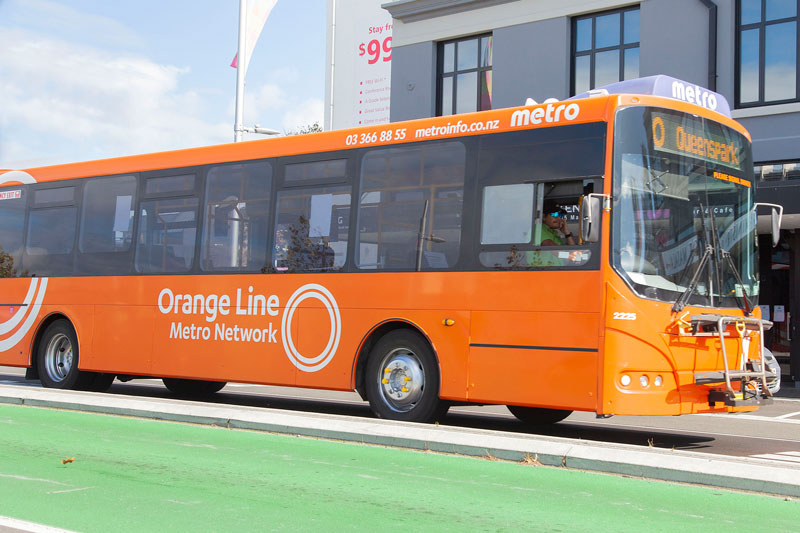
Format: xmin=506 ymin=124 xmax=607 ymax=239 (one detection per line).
xmin=37 ymin=319 xmax=95 ymax=390
xmin=365 ymin=329 xmax=447 ymax=423
xmin=162 ymin=378 xmax=226 ymax=396
xmin=507 ymin=405 xmax=572 ymax=425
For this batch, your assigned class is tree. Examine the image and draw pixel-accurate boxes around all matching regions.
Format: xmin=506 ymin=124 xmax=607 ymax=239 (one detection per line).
xmin=286 ymin=121 xmax=323 ymax=135
xmin=0 ymin=245 xmax=23 ymax=278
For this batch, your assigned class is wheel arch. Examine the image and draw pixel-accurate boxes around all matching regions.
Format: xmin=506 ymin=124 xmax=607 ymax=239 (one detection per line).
xmin=27 ymin=312 xmax=77 ymax=380
xmin=350 ymin=318 xmax=440 ymax=401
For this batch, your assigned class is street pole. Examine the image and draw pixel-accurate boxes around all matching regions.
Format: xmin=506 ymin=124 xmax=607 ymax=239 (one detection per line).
xmin=234 ymin=0 xmax=247 ymax=142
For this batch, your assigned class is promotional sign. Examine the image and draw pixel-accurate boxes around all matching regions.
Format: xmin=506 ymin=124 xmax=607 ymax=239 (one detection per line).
xmin=326 ymin=0 xmax=392 ymax=130
xmin=353 ymin=10 xmax=392 ymax=126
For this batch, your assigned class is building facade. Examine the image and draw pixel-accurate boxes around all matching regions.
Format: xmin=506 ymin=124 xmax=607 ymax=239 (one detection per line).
xmin=328 ymin=0 xmax=800 ymax=384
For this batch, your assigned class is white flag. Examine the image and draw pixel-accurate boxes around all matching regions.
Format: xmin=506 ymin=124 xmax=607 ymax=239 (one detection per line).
xmin=231 ymin=0 xmax=278 ymax=74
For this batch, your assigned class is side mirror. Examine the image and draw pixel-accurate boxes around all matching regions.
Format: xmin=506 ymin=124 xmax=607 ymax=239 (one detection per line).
xmin=771 ymin=207 xmax=781 ymax=247
xmin=754 ymin=203 xmax=784 ymax=247
xmin=579 ymin=194 xmax=603 ymax=243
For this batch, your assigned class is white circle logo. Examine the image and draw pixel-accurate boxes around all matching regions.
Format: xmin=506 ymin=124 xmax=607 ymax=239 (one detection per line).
xmin=281 ymin=284 xmax=341 ymax=372
xmin=0 ymin=170 xmax=36 ymax=185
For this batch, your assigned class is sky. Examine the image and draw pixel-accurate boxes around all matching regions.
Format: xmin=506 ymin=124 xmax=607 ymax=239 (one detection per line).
xmin=0 ymin=0 xmax=326 ymax=169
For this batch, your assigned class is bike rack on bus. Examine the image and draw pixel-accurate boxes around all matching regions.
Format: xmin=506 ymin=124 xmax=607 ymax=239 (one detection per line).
xmin=690 ymin=314 xmax=774 ymax=407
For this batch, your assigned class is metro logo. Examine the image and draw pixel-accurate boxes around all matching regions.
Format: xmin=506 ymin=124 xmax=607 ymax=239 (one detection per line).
xmin=510 ymin=103 xmax=581 ymax=128
xmin=671 ymin=81 xmax=718 ymax=111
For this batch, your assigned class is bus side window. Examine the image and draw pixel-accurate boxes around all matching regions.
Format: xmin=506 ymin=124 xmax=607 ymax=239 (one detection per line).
xmin=356 ymin=142 xmax=466 ymax=271
xmin=0 ymin=188 xmax=26 ymax=277
xmin=271 ymin=186 xmax=350 ymax=273
xmin=478 ymin=180 xmax=592 ymax=269
xmin=80 ymin=175 xmax=136 ymax=254
xmin=200 ymin=161 xmax=272 ymax=272
xmin=480 ymin=183 xmax=534 ymax=245
xmin=25 ymin=186 xmax=78 ymax=276
xmin=135 ymin=175 xmax=199 ymax=273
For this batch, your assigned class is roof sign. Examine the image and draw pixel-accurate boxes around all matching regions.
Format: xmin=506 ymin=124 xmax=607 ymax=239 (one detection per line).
xmin=570 ymin=75 xmax=731 ymax=117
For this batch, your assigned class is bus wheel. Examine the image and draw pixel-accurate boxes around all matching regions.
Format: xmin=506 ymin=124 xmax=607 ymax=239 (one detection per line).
xmin=162 ymin=378 xmax=226 ymax=397
xmin=365 ymin=329 xmax=446 ymax=423
xmin=38 ymin=320 xmax=94 ymax=390
xmin=507 ymin=405 xmax=572 ymax=425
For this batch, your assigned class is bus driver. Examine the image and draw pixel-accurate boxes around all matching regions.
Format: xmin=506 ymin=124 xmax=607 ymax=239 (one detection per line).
xmin=538 ymin=202 xmax=576 ymax=246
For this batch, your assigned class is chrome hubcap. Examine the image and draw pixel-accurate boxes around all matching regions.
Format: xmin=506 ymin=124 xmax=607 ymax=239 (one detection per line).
xmin=44 ymin=333 xmax=73 ymax=383
xmin=378 ymin=348 xmax=425 ymax=413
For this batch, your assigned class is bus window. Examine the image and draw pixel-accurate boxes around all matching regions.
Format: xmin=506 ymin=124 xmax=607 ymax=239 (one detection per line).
xmin=79 ymin=175 xmax=136 ymax=254
xmin=34 ymin=186 xmax=75 ymax=205
xmin=479 ymin=180 xmax=594 ymax=269
xmin=480 ymin=183 xmax=534 ymax=244
xmin=476 ymin=125 xmax=603 ymax=269
xmin=0 ymin=188 xmax=27 ymax=277
xmin=356 ymin=142 xmax=466 ymax=270
xmin=272 ymin=186 xmax=350 ymax=272
xmin=135 ymin=197 xmax=199 ymax=273
xmin=26 ymin=206 xmax=78 ymax=274
xmin=284 ymin=159 xmax=347 ymax=184
xmin=145 ymin=174 xmax=195 ymax=195
xmin=25 ymin=185 xmax=78 ymax=276
xmin=201 ymin=161 xmax=272 ymax=272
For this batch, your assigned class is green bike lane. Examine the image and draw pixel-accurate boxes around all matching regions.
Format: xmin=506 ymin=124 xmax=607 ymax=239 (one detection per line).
xmin=0 ymin=404 xmax=797 ymax=532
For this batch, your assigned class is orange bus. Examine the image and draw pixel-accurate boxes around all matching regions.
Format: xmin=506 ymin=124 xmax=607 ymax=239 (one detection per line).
xmin=0 ymin=76 xmax=780 ymax=424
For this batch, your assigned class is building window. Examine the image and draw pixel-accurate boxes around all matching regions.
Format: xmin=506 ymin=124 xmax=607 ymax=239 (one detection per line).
xmin=437 ymin=34 xmax=492 ymax=116
xmin=737 ymin=0 xmax=798 ymax=107
xmin=572 ymin=6 xmax=640 ymax=95
xmin=755 ymin=160 xmax=800 ymax=180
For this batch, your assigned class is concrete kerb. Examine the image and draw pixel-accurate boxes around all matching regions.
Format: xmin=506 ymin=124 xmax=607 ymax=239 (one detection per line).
xmin=0 ymin=385 xmax=797 ymax=498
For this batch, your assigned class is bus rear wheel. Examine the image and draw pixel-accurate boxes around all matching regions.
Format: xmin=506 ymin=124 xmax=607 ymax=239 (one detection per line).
xmin=507 ymin=405 xmax=572 ymax=425
xmin=162 ymin=378 xmax=226 ymax=397
xmin=365 ymin=329 xmax=447 ymax=423
xmin=38 ymin=319 xmax=95 ymax=390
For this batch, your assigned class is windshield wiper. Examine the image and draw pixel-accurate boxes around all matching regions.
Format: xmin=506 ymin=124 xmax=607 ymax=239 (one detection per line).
xmin=672 ymin=243 xmax=713 ymax=313
xmin=673 ymin=201 xmax=715 ymax=313
xmin=673 ymin=203 xmax=754 ymax=315
xmin=708 ymin=208 xmax=753 ymax=315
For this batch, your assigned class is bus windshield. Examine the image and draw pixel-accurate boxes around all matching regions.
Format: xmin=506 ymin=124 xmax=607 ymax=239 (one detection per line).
xmin=612 ymin=106 xmax=758 ymax=310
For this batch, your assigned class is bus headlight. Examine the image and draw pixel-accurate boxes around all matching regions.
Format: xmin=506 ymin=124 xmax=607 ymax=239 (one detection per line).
xmin=639 ymin=375 xmax=649 ymax=387
xmin=621 ymin=374 xmax=632 ymax=386
xmin=654 ymin=375 xmax=663 ymax=387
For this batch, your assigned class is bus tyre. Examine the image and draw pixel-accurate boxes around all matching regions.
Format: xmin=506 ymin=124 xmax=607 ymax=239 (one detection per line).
xmin=37 ymin=320 xmax=95 ymax=390
xmin=507 ymin=405 xmax=572 ymax=425
xmin=365 ymin=329 xmax=447 ymax=423
xmin=162 ymin=378 xmax=226 ymax=397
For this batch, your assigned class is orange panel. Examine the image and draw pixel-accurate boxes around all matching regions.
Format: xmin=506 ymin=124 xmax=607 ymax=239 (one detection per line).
xmin=91 ymin=306 xmax=152 ymax=375
xmin=468 ymin=310 xmax=600 ymax=409
xmin=468 ymin=345 xmax=597 ymax=410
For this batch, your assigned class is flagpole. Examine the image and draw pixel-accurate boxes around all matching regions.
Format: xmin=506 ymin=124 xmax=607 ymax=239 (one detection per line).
xmin=234 ymin=0 xmax=248 ymax=142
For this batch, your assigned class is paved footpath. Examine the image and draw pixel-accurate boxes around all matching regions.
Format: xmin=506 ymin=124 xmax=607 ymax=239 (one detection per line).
xmin=0 ymin=404 xmax=798 ymax=532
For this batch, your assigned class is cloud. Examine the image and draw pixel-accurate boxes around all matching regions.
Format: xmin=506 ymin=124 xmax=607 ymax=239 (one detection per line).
xmin=280 ymin=98 xmax=325 ymax=133
xmin=4 ymin=0 xmax=144 ymax=50
xmin=0 ymin=27 xmax=229 ymax=167
xmin=237 ymin=83 xmax=324 ymax=137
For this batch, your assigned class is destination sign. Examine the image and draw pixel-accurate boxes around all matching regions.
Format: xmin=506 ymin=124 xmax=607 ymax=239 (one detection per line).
xmin=650 ymin=112 xmax=746 ymax=173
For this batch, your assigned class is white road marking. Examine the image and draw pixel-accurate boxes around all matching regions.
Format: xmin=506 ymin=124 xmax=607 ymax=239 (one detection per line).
xmin=556 ymin=419 xmax=800 ymax=444
xmin=775 ymin=410 xmax=800 ymax=419
xmin=750 ymin=451 xmax=800 ymax=464
xmin=697 ymin=413 xmax=800 ymax=425
xmin=0 ymin=516 xmax=74 ymax=532
xmin=47 ymin=486 xmax=93 ymax=495
xmin=0 ymin=473 xmax=69 ymax=486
